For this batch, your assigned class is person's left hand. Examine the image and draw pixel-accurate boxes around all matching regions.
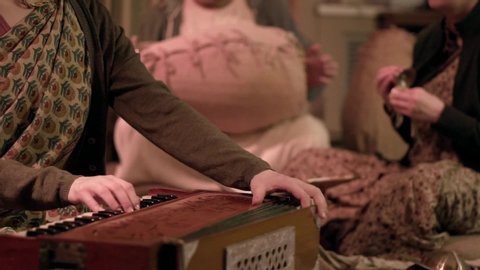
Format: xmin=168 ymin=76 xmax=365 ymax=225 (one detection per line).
xmin=68 ymin=175 xmax=140 ymax=213
xmin=250 ymin=170 xmax=328 ymax=219
xmin=388 ymin=87 xmax=445 ymax=123
xmin=306 ymin=43 xmax=338 ymax=88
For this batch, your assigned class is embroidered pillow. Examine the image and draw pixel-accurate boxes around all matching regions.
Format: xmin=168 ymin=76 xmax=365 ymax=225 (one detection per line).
xmin=140 ymin=24 xmax=307 ymax=134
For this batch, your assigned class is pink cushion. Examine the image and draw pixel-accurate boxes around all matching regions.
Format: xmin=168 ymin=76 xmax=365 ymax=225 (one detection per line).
xmin=140 ymin=24 xmax=307 ymax=134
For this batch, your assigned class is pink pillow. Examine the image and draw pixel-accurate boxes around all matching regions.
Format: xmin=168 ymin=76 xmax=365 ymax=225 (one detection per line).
xmin=140 ymin=24 xmax=307 ymax=134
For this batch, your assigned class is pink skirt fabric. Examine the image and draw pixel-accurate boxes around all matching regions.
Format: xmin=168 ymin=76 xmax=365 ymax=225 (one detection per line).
xmin=281 ymin=148 xmax=480 ymax=261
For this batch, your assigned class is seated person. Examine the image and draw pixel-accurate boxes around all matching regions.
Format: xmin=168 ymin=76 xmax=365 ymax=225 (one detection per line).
xmin=0 ymin=0 xmax=326 ymax=232
xmin=138 ymin=0 xmax=338 ymax=94
xmin=113 ymin=0 xmax=335 ymax=192
xmin=281 ymin=0 xmax=480 ymax=264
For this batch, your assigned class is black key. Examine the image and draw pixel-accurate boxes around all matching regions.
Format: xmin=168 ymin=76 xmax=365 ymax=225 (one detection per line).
xmin=72 ymin=218 xmax=90 ymax=225
xmin=28 ymin=220 xmax=43 ymax=228
xmin=26 ymin=229 xmax=48 ymax=237
xmin=139 ymin=195 xmax=178 ymax=208
xmin=31 ymin=228 xmax=59 ymax=235
xmin=149 ymin=197 xmax=166 ymax=203
xmin=151 ymin=194 xmax=177 ymax=201
xmin=148 ymin=198 xmax=164 ymax=204
xmin=140 ymin=200 xmax=152 ymax=207
xmin=61 ymin=221 xmax=83 ymax=228
xmin=48 ymin=225 xmax=69 ymax=232
xmin=94 ymin=212 xmax=114 ymax=218
xmin=93 ymin=212 xmax=114 ymax=218
xmin=98 ymin=210 xmax=123 ymax=216
xmin=140 ymin=199 xmax=156 ymax=208
xmin=46 ymin=227 xmax=62 ymax=234
xmin=74 ymin=216 xmax=102 ymax=224
xmin=50 ymin=221 xmax=80 ymax=231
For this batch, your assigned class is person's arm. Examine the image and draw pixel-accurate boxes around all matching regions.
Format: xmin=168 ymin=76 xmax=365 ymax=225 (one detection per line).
xmin=84 ymin=0 xmax=327 ymax=218
xmin=89 ymin=1 xmax=270 ymax=189
xmin=406 ymin=24 xmax=480 ymax=148
xmin=378 ymin=25 xmax=438 ymax=145
xmin=0 ymin=159 xmax=77 ymax=210
xmin=0 ymin=159 xmax=140 ymax=212
xmin=434 ymin=106 xmax=480 ymax=149
xmin=387 ymin=85 xmax=480 ymax=152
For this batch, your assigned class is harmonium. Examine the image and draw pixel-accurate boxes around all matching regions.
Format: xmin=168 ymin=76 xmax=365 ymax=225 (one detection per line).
xmin=0 ymin=189 xmax=320 ymax=270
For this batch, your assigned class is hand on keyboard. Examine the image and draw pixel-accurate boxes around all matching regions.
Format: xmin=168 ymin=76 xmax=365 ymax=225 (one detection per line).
xmin=250 ymin=170 xmax=328 ymax=219
xmin=67 ymin=175 xmax=140 ymax=213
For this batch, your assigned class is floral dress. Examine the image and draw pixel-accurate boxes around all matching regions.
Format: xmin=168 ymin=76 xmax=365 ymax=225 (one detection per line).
xmin=282 ymin=36 xmax=480 ymax=261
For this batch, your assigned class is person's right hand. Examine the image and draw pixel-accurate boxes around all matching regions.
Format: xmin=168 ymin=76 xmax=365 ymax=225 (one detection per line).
xmin=67 ymin=176 xmax=140 ymax=213
xmin=250 ymin=170 xmax=328 ymax=219
xmin=306 ymin=44 xmax=339 ymax=88
xmin=376 ymin=66 xmax=403 ymax=102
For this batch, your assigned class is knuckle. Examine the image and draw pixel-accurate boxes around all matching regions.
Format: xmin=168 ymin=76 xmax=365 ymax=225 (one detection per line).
xmin=124 ymin=182 xmax=135 ymax=191
xmin=121 ymin=200 xmax=130 ymax=209
xmin=109 ymin=178 xmax=126 ymax=189
xmin=96 ymin=186 xmax=110 ymax=197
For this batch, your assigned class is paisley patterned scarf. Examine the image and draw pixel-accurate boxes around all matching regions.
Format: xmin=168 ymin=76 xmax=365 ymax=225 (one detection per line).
xmin=0 ymin=0 xmax=91 ymax=169
xmin=0 ymin=0 xmax=91 ymax=232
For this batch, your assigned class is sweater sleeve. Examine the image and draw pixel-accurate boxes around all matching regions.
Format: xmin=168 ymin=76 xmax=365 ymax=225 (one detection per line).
xmin=412 ymin=24 xmax=480 ymax=151
xmin=88 ymin=1 xmax=271 ymax=190
xmin=435 ymin=105 xmax=480 ymax=150
xmin=0 ymin=159 xmax=77 ymax=210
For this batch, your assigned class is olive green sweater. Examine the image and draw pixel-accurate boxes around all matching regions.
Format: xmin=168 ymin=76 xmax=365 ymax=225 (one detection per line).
xmin=0 ymin=0 xmax=270 ymax=211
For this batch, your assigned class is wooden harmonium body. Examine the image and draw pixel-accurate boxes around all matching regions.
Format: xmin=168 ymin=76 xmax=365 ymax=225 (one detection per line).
xmin=0 ymin=189 xmax=320 ymax=270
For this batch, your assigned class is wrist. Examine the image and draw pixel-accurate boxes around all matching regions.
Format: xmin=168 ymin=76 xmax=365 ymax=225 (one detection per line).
xmin=61 ymin=175 xmax=81 ymax=204
xmin=432 ymin=102 xmax=446 ymax=123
